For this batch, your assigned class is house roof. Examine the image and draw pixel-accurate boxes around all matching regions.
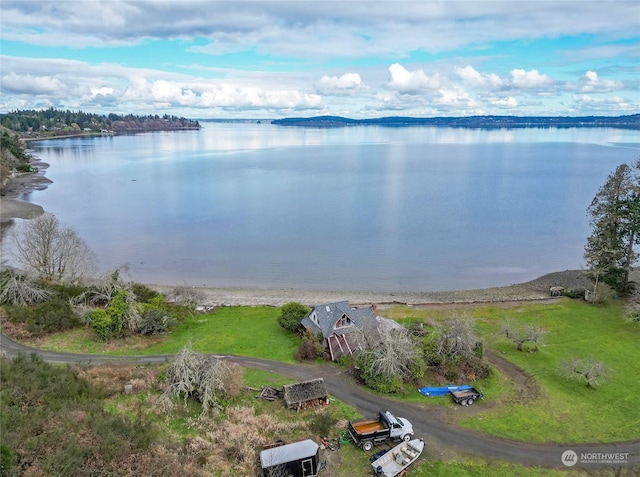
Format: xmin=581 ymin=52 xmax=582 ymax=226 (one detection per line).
xmin=283 ymin=378 xmax=328 ymax=407
xmin=301 ymin=301 xmax=376 ymax=338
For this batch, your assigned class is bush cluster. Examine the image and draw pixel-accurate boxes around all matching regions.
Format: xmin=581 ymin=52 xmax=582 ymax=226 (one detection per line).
xmin=0 ymin=354 xmax=155 ymax=476
xmin=278 ymin=302 xmax=310 ymax=332
xmin=3 ymin=298 xmax=81 ymax=336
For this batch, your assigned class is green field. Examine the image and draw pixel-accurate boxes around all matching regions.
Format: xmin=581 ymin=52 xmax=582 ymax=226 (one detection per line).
xmin=386 ymin=299 xmax=640 ymax=443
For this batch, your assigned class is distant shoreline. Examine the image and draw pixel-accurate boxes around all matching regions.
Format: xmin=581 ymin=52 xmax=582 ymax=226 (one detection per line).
xmin=271 ymin=113 xmax=640 ymax=129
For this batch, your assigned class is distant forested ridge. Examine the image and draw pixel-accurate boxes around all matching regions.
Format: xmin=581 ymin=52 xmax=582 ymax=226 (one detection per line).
xmin=0 ymin=108 xmax=201 ymax=138
xmin=272 ymin=114 xmax=640 ymax=129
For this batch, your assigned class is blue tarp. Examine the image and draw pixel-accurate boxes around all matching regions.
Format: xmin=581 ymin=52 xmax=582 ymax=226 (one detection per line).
xmin=418 ymin=385 xmax=473 ymax=397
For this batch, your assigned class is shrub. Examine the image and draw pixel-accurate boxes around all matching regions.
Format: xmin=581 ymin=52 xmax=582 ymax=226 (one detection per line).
xmin=132 ymin=283 xmax=160 ymax=303
xmin=88 ymin=308 xmax=116 ymax=341
xmin=278 ymin=302 xmax=309 ymax=332
xmin=31 ymin=297 xmax=81 ymax=334
xmin=308 ymin=411 xmax=338 ymax=437
xmin=86 ymin=289 xmax=130 ymax=341
xmin=2 ymin=299 xmax=81 ymax=337
xmin=49 ymin=282 xmax=89 ymax=301
xmin=137 ymin=307 xmax=175 ymax=336
xmin=295 ymin=340 xmax=318 ymax=361
xmin=0 ymin=354 xmax=156 ymax=476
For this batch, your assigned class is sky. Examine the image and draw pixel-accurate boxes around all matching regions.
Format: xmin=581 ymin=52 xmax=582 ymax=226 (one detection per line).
xmin=0 ymin=0 xmax=639 ymax=119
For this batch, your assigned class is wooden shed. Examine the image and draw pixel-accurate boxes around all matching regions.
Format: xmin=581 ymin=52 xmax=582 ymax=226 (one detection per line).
xmin=260 ymin=439 xmax=320 ymax=477
xmin=283 ymin=378 xmax=328 ymax=410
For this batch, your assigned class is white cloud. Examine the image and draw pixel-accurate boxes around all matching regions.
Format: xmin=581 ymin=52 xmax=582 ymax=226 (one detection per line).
xmin=487 ymin=96 xmax=518 ymax=109
xmin=455 ymin=65 xmax=503 ymax=90
xmin=386 ymin=64 xmax=441 ymax=95
xmin=316 ymin=73 xmax=365 ymax=96
xmin=124 ymin=76 xmax=323 ymax=111
xmin=572 ymin=94 xmax=636 ymax=112
xmin=509 ymin=69 xmax=553 ymax=90
xmin=1 ymin=72 xmax=62 ymax=95
xmin=577 ymin=71 xmax=623 ymax=93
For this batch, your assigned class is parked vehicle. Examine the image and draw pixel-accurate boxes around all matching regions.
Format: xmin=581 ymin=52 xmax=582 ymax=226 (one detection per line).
xmin=348 ymin=410 xmax=414 ymax=451
xmin=371 ymin=438 xmax=425 ymax=477
xmin=450 ymin=386 xmax=483 ymax=406
xmin=260 ymin=439 xmax=320 ymax=477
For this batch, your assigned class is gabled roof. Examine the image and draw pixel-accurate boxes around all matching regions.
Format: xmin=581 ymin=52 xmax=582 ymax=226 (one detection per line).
xmin=301 ymin=301 xmax=376 ymax=338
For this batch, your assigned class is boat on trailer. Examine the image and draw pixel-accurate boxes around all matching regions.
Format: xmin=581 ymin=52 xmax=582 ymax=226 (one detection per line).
xmin=371 ymin=438 xmax=425 ymax=477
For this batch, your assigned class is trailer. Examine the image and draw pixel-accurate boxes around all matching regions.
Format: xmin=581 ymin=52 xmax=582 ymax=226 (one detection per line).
xmin=348 ymin=411 xmax=414 ymax=452
xmin=260 ymin=439 xmax=320 ymax=477
xmin=450 ymin=386 xmax=483 ymax=406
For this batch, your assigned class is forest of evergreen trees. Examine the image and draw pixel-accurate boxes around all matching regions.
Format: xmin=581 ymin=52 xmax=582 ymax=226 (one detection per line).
xmin=0 ymin=108 xmax=201 ymax=136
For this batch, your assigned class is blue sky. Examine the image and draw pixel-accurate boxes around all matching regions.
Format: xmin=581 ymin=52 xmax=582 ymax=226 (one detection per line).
xmin=1 ymin=0 xmax=638 ymax=119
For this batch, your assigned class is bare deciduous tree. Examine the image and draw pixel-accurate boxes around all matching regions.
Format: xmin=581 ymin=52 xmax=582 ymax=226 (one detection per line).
xmin=352 ymin=323 xmax=421 ymax=383
xmin=13 ymin=212 xmax=96 ymax=283
xmin=164 ymin=342 xmax=242 ymax=414
xmin=435 ymin=313 xmax=479 ymax=362
xmin=561 ymin=358 xmax=610 ymax=387
xmin=502 ymin=318 xmax=546 ymax=352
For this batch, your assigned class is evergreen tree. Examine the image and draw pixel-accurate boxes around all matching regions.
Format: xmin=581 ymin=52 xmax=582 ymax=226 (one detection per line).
xmin=585 ymin=159 xmax=640 ymax=293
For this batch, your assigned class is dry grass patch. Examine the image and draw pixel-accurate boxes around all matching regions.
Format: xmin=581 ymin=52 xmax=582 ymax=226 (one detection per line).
xmin=203 ymin=406 xmax=302 ymax=475
xmin=74 ymin=363 xmax=160 ymax=395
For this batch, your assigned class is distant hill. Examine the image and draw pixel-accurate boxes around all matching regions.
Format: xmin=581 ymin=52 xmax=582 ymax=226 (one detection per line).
xmin=272 ymin=114 xmax=640 ymax=129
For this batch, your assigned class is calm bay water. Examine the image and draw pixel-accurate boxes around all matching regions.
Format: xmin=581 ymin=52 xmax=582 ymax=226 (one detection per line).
xmin=7 ymin=123 xmax=640 ymax=291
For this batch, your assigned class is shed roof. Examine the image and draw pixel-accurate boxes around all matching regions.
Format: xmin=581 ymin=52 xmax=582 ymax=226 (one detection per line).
xmin=283 ymin=378 xmax=328 ymax=407
xmin=260 ymin=439 xmax=319 ymax=468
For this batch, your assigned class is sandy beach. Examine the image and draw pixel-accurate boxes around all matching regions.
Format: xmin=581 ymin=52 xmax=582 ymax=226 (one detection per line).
xmin=149 ymin=269 xmax=595 ymax=308
xmin=0 ymin=157 xmax=50 ymax=225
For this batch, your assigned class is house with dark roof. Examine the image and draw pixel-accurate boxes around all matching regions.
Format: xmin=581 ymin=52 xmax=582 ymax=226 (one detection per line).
xmin=301 ymin=301 xmax=400 ymax=361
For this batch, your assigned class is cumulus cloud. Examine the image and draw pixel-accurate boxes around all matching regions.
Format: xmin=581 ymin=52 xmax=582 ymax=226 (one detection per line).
xmin=315 ymin=73 xmax=365 ymax=96
xmin=509 ymin=69 xmax=553 ymax=90
xmin=455 ymin=65 xmax=503 ymax=90
xmin=386 ymin=64 xmax=441 ymax=95
xmin=577 ymin=71 xmax=623 ymax=93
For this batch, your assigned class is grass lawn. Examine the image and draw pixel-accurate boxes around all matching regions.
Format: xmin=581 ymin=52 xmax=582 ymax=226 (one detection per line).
xmin=462 ymin=299 xmax=639 ymax=443
xmin=139 ymin=306 xmax=300 ymax=362
xmin=28 ymin=306 xmax=302 ymax=363
xmin=387 ymin=299 xmax=640 ymax=443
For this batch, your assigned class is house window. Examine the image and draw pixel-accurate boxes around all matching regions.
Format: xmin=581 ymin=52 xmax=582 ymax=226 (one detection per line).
xmin=311 ymin=312 xmax=318 ymax=325
xmin=336 ymin=314 xmax=352 ymax=328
